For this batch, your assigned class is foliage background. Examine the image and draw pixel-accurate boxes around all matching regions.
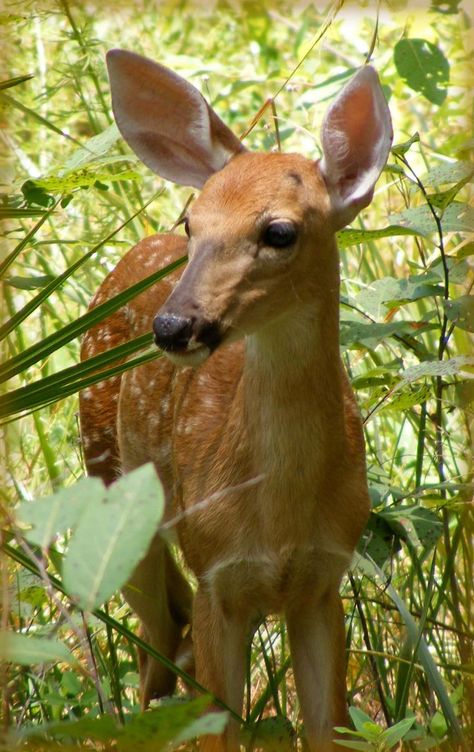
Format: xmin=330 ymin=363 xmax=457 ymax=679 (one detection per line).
xmin=1 ymin=0 xmax=473 ymax=749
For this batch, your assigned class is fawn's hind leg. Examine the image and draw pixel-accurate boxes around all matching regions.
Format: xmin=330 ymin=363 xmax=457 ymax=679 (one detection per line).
xmin=123 ymin=533 xmax=193 ymax=708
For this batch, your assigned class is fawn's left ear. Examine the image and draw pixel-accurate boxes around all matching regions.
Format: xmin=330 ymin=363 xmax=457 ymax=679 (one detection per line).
xmin=319 ymin=66 xmax=393 ymax=230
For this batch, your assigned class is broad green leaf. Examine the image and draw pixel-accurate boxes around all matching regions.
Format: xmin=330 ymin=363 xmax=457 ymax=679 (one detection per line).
xmin=62 ymin=464 xmax=165 ymax=610
xmin=401 ymin=355 xmax=474 ymax=383
xmin=359 ymin=514 xmax=399 ymax=567
xmin=61 ymin=670 xmax=82 ymax=696
xmin=355 ymin=275 xmax=443 ymax=316
xmin=340 ymin=320 xmax=423 ymax=348
xmin=40 ymin=696 xmax=225 ymax=750
xmin=34 ymin=715 xmax=120 ymax=742
xmin=421 ymin=160 xmax=474 ymax=186
xmin=241 ymin=716 xmax=294 ymax=750
xmin=0 ymin=632 xmax=73 ymax=665
xmin=380 ymin=506 xmax=442 ymax=550
xmin=172 ymin=711 xmax=230 ymax=746
xmin=444 ymin=295 xmax=474 ymax=332
xmin=394 ymin=38 xmax=449 ymax=105
xmin=25 ymin=168 xmax=140 ymax=194
xmin=378 ymin=383 xmax=432 ymax=413
xmin=389 ymin=202 xmax=474 ymax=235
xmin=381 ymin=717 xmax=416 ymax=747
xmin=60 ymin=124 xmax=122 ymax=173
xmin=427 ymin=179 xmax=472 ymax=212
xmin=16 ymin=477 xmax=105 ymax=549
xmin=348 ymin=707 xmax=377 ymax=733
xmin=337 ymin=224 xmax=420 ymax=249
xmin=333 ymin=741 xmax=372 ymax=750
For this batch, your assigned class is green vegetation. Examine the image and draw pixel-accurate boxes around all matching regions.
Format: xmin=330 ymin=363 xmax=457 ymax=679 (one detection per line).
xmin=1 ymin=0 xmax=472 ymax=749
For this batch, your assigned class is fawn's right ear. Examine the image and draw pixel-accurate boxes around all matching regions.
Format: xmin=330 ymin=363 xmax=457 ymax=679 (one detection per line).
xmin=106 ymin=50 xmax=245 ymax=189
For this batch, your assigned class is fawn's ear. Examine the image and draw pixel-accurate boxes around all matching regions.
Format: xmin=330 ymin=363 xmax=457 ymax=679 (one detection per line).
xmin=106 ymin=49 xmax=245 ymax=189
xmin=319 ymin=66 xmax=393 ymax=230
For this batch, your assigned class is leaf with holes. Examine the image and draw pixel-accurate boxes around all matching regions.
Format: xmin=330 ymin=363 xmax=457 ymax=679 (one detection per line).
xmin=378 ymin=383 xmax=432 ymax=413
xmin=62 ymin=464 xmax=164 ymax=611
xmin=401 ymin=355 xmax=474 ymax=383
xmin=355 ymin=275 xmax=443 ymax=317
xmin=359 ymin=514 xmax=400 ymax=568
xmin=380 ymin=506 xmax=442 ymax=550
xmin=389 ymin=202 xmax=474 ymax=236
xmin=421 ymin=160 xmax=474 ymax=187
xmin=394 ymin=38 xmax=449 ymax=105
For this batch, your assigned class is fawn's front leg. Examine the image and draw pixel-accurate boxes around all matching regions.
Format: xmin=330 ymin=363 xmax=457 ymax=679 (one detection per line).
xmin=286 ymin=587 xmax=348 ymax=752
xmin=193 ymin=585 xmax=249 ymax=752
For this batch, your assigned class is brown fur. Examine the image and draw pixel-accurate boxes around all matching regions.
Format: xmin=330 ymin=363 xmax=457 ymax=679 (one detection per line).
xmin=81 ymin=52 xmax=392 ymax=752
xmin=80 ymin=154 xmax=370 ymax=751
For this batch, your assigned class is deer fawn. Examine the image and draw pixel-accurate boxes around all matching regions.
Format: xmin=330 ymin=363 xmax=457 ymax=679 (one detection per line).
xmin=80 ymin=50 xmax=392 ymax=751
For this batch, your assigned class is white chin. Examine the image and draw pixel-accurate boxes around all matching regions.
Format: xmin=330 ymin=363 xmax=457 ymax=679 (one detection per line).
xmin=164 ymin=345 xmax=211 ymax=368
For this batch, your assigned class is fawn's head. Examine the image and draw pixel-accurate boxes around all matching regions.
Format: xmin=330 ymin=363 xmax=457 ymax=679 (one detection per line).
xmin=107 ymin=50 xmax=392 ymax=365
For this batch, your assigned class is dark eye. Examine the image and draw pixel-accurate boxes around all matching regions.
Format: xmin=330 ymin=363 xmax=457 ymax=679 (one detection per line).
xmin=262 ymin=221 xmax=297 ymax=248
xmin=183 ymin=217 xmax=190 ymax=237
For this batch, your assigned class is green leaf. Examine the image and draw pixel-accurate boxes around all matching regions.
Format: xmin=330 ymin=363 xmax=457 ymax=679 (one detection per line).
xmin=444 ymin=296 xmax=474 ymax=332
xmin=394 ymin=38 xmax=449 ymax=105
xmin=241 ymin=716 xmax=294 ymax=750
xmin=60 ymin=124 xmax=122 ymax=173
xmin=380 ymin=506 xmax=442 ymax=550
xmin=401 ymin=355 xmax=474 ymax=383
xmin=39 ymin=696 xmax=227 ymax=750
xmin=421 ymin=160 xmax=474 ymax=186
xmin=392 ymin=132 xmax=420 ymax=156
xmin=0 ymin=73 xmax=34 ymax=91
xmin=389 ymin=202 xmax=474 ymax=235
xmin=381 ymin=716 xmax=416 ymax=747
xmin=61 ymin=670 xmax=82 ymax=696
xmin=378 ymin=383 xmax=432 ymax=413
xmin=0 ymin=632 xmax=73 ymax=665
xmin=340 ymin=320 xmax=422 ymax=349
xmin=24 ymin=168 xmax=140 ymax=195
xmin=5 ymin=274 xmax=54 ymax=290
xmin=16 ymin=477 xmax=105 ymax=549
xmin=337 ymin=224 xmax=421 ymax=249
xmin=356 ymin=275 xmax=444 ymax=316
xmin=62 ymin=465 xmax=165 ymax=610
xmin=348 ymin=707 xmax=377 ymax=733
xmin=359 ymin=513 xmax=400 ymax=567
xmin=172 ymin=711 xmax=230 ymax=746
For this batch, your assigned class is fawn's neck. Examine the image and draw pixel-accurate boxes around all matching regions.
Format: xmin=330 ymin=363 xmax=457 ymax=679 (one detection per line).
xmin=241 ymin=256 xmax=348 ymax=545
xmin=244 ymin=256 xmax=344 ymax=435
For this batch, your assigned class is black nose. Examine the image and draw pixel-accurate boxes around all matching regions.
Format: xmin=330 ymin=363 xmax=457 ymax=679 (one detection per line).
xmin=153 ymin=313 xmax=193 ymax=352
